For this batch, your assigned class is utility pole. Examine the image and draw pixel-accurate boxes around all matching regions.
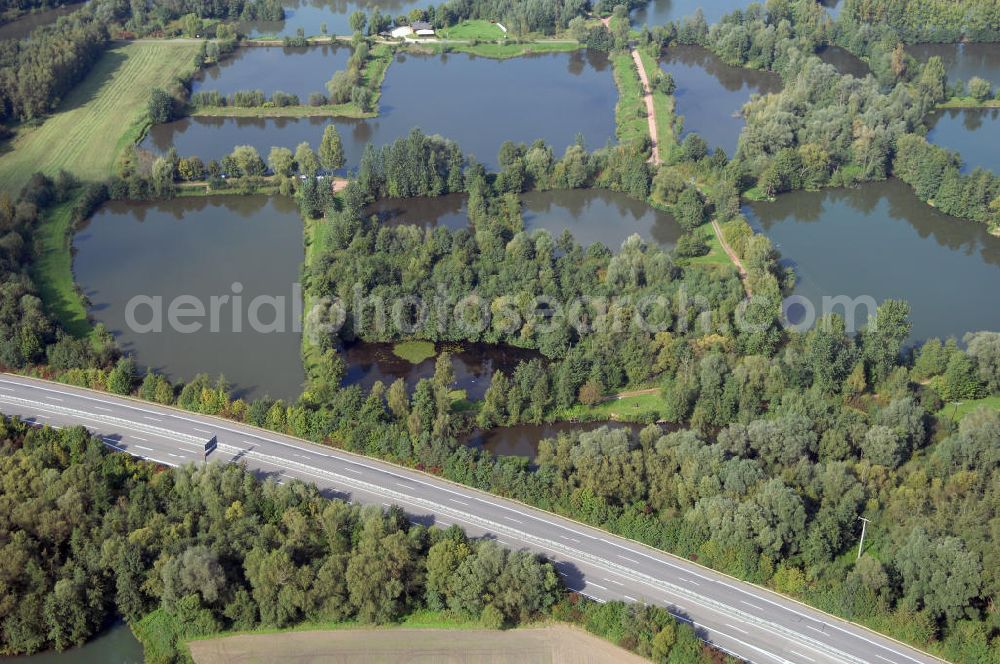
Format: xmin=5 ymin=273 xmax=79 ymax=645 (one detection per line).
xmin=857 ymin=516 xmax=871 ymax=560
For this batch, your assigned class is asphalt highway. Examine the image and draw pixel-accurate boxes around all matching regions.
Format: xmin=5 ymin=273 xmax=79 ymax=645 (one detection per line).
xmin=0 ymin=373 xmax=942 ymax=664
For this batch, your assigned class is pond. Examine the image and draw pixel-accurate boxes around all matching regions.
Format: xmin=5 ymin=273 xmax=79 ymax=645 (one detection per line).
xmin=745 ymin=179 xmax=1000 ymax=343
xmin=0 ymin=2 xmax=81 ymax=41
xmin=6 ymin=622 xmax=142 ymax=664
xmin=193 ymin=44 xmax=350 ymax=100
xmin=925 ymin=108 xmax=1000 ymax=174
xmin=73 ymin=195 xmax=306 ymax=402
xmin=241 ymin=0 xmax=428 ymax=38
xmin=343 ymin=342 xmax=540 ymax=401
xmin=630 ymin=0 xmax=748 ymax=28
xmin=466 ymin=421 xmax=647 ymax=460
xmin=906 ymin=43 xmax=1000 ymax=85
xmin=660 ymin=45 xmax=781 ymax=157
xmin=366 ymin=189 xmax=684 ymax=251
xmin=144 ymin=50 xmax=617 ymax=171
xmin=816 ymin=45 xmax=870 ymax=78
xmin=819 ymin=0 xmax=843 ymax=18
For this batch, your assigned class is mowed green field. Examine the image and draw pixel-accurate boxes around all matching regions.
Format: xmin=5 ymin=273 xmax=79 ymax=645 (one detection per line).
xmin=0 ymin=40 xmax=200 ymax=194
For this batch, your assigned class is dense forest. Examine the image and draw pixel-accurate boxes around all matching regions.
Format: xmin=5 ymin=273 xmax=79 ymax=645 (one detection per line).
xmin=842 ymin=0 xmax=1000 ymax=42
xmin=0 ymin=416 xmax=718 ymax=663
xmin=32 ymin=129 xmax=997 ymax=659
xmin=2 ymin=0 xmax=1000 ymax=661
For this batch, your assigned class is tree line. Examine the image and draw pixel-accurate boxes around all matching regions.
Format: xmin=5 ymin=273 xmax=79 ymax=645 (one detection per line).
xmin=0 ymin=0 xmax=279 ymax=124
xmin=842 ymin=0 xmax=1000 ymax=43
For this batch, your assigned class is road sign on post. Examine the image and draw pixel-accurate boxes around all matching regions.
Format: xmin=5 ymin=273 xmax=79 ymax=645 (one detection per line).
xmin=204 ymin=435 xmax=217 ymax=462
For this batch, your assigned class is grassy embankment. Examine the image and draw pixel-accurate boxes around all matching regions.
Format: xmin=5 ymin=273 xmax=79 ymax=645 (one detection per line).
xmin=413 ymin=38 xmax=579 ymax=59
xmin=611 ymin=51 xmax=648 ymax=144
xmin=937 ymin=96 xmax=1000 ymax=108
xmin=636 ymin=47 xmax=676 ymax=155
xmin=0 ymin=40 xmax=200 ymax=337
xmin=610 ymin=48 xmax=733 ymax=274
xmin=938 ymin=396 xmax=1000 ymax=421
xmin=188 ymin=42 xmax=395 ymax=118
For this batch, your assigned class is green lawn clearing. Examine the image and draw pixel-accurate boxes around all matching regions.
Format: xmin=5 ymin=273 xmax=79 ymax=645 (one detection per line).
xmin=440 ymin=19 xmax=506 ymax=41
xmin=0 ymin=40 xmax=201 ymax=194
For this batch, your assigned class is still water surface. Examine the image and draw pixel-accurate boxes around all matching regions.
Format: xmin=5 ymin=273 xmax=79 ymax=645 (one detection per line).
xmin=144 ymin=50 xmax=617 ymax=170
xmin=746 ymin=180 xmax=1000 ymax=343
xmin=193 ymin=45 xmax=350 ymax=99
xmin=242 ymin=0 xmax=428 ymax=37
xmin=816 ymin=45 xmax=870 ymax=78
xmin=74 ymin=196 xmax=306 ymax=401
xmin=630 ymin=0 xmax=748 ymax=28
xmin=6 ymin=623 xmax=142 ymax=664
xmin=925 ymin=108 xmax=1000 ymax=174
xmin=906 ymin=43 xmax=1000 ymax=84
xmin=0 ymin=2 xmax=80 ymax=41
xmin=367 ymin=189 xmax=683 ymax=251
xmin=660 ymin=45 xmax=781 ymax=156
xmin=343 ymin=343 xmax=539 ymax=401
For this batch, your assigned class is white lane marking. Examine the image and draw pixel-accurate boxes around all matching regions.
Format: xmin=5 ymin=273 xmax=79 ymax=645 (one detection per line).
xmin=135 ymin=445 xmax=153 ymax=451
xmin=395 ymin=482 xmax=412 ymax=489
xmin=788 ymin=650 xmax=815 ymax=662
xmin=449 ymin=498 xmax=470 ymax=506
xmin=132 ymin=436 xmax=148 ymax=442
xmin=623 ymin=594 xmax=637 ymax=602
xmin=35 ymin=414 xmax=49 ymax=419
xmin=618 ymin=554 xmax=640 ymax=564
xmin=603 ymin=578 xmax=624 ymax=586
xmin=586 ymin=581 xmax=608 ymax=590
xmin=876 ymin=656 xmax=894 ymax=663
xmin=193 ymin=427 xmax=212 ymax=434
xmin=144 ymin=416 xmax=162 ymax=422
xmin=101 ymin=437 xmax=123 ymax=449
xmin=679 ymin=577 xmax=700 ymax=586
xmin=44 ymin=396 xmax=62 ymax=402
xmin=0 ymin=376 xmax=926 ymax=664
xmin=806 ymin=624 xmax=826 ymax=634
xmin=504 ymin=516 xmax=523 ymax=524
xmin=0 ymin=386 xmax=12 ymax=391
xmin=561 ymin=535 xmax=581 ymax=543
xmin=167 ymin=453 xmax=180 ymax=458
xmin=94 ymin=406 xmax=112 ymax=412
xmin=343 ymin=467 xmax=362 ymax=474
xmin=741 ymin=600 xmax=765 ymax=611
xmin=724 ymin=623 xmax=750 ymax=635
